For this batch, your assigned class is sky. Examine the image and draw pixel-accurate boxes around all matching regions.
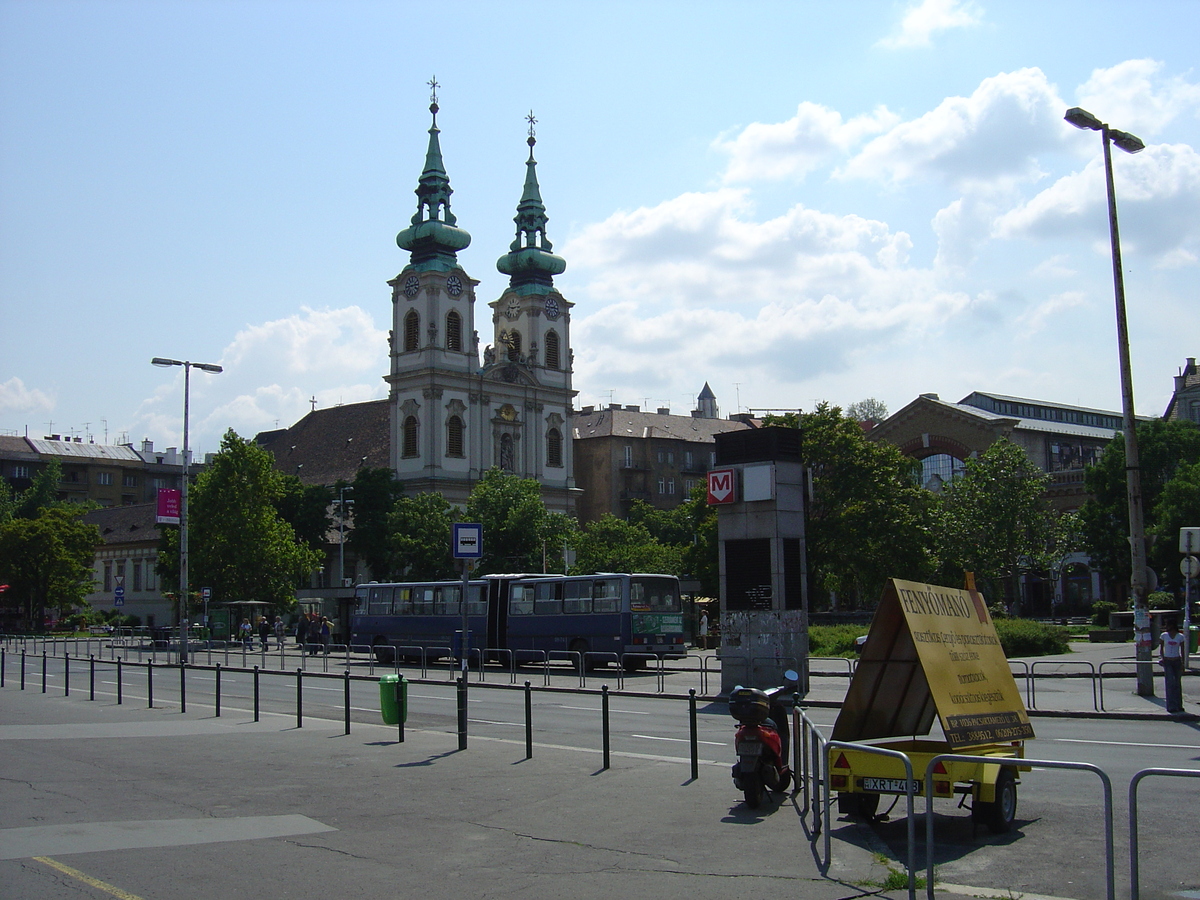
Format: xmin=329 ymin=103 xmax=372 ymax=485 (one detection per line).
xmin=2 ymin=0 xmax=1198 ymax=458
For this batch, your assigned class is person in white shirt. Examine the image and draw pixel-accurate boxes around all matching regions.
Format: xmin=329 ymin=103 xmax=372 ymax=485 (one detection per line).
xmin=1159 ymin=620 xmax=1186 ymax=714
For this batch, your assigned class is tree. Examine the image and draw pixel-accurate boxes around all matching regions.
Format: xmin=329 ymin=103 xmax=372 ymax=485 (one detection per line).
xmin=345 ymin=467 xmax=405 ymax=581
xmin=1080 ymin=419 xmax=1200 ymax=593
xmin=275 ymin=477 xmax=333 ymax=550
xmin=464 ymin=468 xmax=576 ymax=575
xmin=571 ymin=515 xmax=683 ymax=576
xmin=932 ymin=439 xmax=1063 ymax=609
xmin=0 ymin=506 xmax=100 ymax=630
xmin=846 ymin=398 xmax=889 ymax=425
xmin=765 ymin=404 xmax=934 ymax=608
xmin=12 ymin=459 xmax=64 ymax=519
xmin=628 ymin=499 xmax=694 ymax=546
xmin=1152 ymin=459 xmax=1200 ymax=593
xmin=388 ymin=492 xmax=457 ymax=581
xmin=162 ymin=429 xmax=321 ymax=610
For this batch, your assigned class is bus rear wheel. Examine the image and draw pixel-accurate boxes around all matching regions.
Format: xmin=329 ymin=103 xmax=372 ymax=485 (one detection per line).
xmin=374 ymin=641 xmax=395 ymax=665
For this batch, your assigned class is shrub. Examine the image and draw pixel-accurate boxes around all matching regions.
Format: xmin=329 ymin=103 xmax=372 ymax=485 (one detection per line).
xmin=994 ymin=618 xmax=1070 ymax=657
xmin=808 ymin=624 xmax=868 ymax=657
xmin=1090 ymin=600 xmax=1118 ymax=628
xmin=1148 ymin=591 xmax=1179 ymax=610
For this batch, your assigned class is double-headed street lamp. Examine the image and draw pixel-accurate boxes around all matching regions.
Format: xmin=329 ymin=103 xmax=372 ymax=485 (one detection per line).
xmin=1064 ymin=107 xmax=1154 ymax=696
xmin=152 ymin=357 xmax=223 ymax=666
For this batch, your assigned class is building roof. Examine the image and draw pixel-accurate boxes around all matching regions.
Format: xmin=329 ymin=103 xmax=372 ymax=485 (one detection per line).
xmin=571 ymin=405 xmax=750 ymax=443
xmin=0 ymin=435 xmax=40 ymax=460
xmin=25 ymin=438 xmax=142 ymax=461
xmin=256 ymin=399 xmax=390 ymax=486
xmin=83 ymin=503 xmax=160 ymax=547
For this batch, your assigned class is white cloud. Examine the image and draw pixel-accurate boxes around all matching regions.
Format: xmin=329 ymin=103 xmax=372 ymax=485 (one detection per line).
xmin=1016 ymin=290 xmax=1088 ymax=333
xmin=877 ymin=0 xmax=983 ymax=49
xmin=715 ymin=102 xmax=900 ymax=183
xmin=0 ymin=377 xmax=55 ymax=415
xmin=993 ymin=143 xmax=1200 ymax=261
xmin=1075 ymin=59 xmax=1200 ymax=137
xmin=132 ymin=305 xmax=389 ymax=453
xmin=839 ymin=68 xmax=1067 ymax=188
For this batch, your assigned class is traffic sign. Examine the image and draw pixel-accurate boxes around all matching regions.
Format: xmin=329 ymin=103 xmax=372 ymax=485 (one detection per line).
xmin=453 ymin=523 xmax=483 ymax=559
xmin=707 ymin=468 xmax=736 ymax=505
xmin=1183 ymin=556 xmax=1199 ymax=579
xmin=114 ymin=583 xmax=125 ymax=607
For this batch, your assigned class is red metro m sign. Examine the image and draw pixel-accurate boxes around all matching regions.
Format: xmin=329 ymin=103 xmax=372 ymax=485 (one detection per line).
xmin=707 ymin=468 xmax=736 ymax=505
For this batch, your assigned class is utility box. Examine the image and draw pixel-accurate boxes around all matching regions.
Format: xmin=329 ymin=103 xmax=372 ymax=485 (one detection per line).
xmin=711 ymin=426 xmax=809 ymax=696
xmin=379 ymin=674 xmax=407 ymax=726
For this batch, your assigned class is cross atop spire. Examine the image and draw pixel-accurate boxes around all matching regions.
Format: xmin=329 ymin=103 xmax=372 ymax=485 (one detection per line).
xmin=428 ymin=76 xmax=440 ymax=104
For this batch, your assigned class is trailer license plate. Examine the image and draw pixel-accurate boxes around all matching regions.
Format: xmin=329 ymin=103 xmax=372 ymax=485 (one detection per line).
xmin=861 ymin=777 xmax=921 ymax=793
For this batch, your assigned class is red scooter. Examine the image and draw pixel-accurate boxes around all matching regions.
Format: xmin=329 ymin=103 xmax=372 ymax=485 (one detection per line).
xmin=729 ymin=675 xmax=796 ymax=808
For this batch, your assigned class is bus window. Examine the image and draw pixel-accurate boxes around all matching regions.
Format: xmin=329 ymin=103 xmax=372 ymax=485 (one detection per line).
xmin=509 ymin=584 xmax=533 ymax=616
xmin=630 ymin=581 xmax=650 ymax=611
xmin=593 ymin=578 xmax=621 ymax=613
xmin=467 ymin=584 xmax=487 ymax=616
xmin=413 ymin=587 xmax=434 ymax=615
xmin=435 ymin=585 xmax=461 ymax=616
xmin=369 ymin=586 xmax=393 ymax=616
xmin=354 ymin=589 xmax=369 ymax=615
xmin=394 ymin=587 xmax=413 ymax=616
xmin=533 ymin=580 xmax=561 ymax=615
xmin=637 ymin=577 xmax=681 ymax=611
xmin=563 ymin=579 xmax=591 ymax=614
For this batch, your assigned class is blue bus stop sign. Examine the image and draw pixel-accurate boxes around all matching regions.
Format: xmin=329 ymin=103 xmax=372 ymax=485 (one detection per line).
xmin=453 ymin=523 xmax=483 ymax=559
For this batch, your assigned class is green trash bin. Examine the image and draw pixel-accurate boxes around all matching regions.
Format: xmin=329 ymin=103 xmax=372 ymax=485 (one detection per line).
xmin=1189 ymin=626 xmax=1198 ymax=655
xmin=379 ymin=674 xmax=407 ymax=726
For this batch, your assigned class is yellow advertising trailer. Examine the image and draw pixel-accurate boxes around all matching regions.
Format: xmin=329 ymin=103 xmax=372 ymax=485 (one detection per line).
xmin=828 ymin=578 xmax=1034 ymax=833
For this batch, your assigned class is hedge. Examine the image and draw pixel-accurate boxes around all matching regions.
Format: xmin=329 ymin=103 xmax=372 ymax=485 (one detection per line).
xmin=809 ymin=618 xmax=1070 ymax=659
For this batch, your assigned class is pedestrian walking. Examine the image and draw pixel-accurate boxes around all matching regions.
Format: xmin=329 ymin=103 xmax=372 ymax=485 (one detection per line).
xmin=319 ymin=616 xmax=332 ymax=655
xmin=698 ymin=611 xmax=709 ymax=650
xmin=258 ymin=615 xmax=271 ymax=650
xmin=1160 ymin=619 xmax=1186 ymax=714
xmin=296 ymin=612 xmax=309 ymax=649
xmin=274 ymin=616 xmax=285 ymax=649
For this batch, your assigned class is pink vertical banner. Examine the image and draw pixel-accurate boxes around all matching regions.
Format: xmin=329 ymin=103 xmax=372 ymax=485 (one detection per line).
xmin=156 ymin=488 xmax=181 ymax=525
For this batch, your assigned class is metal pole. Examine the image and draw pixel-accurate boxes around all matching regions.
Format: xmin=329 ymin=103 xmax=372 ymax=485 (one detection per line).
xmin=524 ymin=680 xmax=533 ymax=759
xmin=21 ymin=651 xmax=26 ymax=690
xmin=180 ymin=362 xmax=191 ymax=667
xmin=89 ymin=655 xmax=95 ymax=701
xmin=116 ymin=658 xmax=122 ymax=704
xmin=147 ymin=661 xmax=153 ymax=708
xmin=215 ymin=663 xmax=221 ymax=717
xmin=180 ymin=661 xmax=186 ymax=713
xmin=602 ymin=684 xmax=610 ymax=770
xmin=64 ymin=653 xmax=69 ymax=696
xmin=1102 ymin=125 xmax=1152 ymax=697
xmin=296 ymin=667 xmax=302 ymax=728
xmin=689 ymin=688 xmax=699 ymax=781
xmin=457 ymin=676 xmax=467 ymax=750
xmin=254 ymin=666 xmax=260 ymax=722
xmin=344 ymin=669 xmax=351 ymax=735
xmin=41 ymin=652 xmax=47 ymax=693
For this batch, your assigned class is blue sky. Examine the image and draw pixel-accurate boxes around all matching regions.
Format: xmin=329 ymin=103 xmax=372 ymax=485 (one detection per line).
xmin=2 ymin=0 xmax=1198 ymax=457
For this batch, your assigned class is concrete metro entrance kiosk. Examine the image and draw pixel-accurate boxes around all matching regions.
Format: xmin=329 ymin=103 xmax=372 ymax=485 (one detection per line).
xmin=711 ymin=427 xmax=809 ymax=696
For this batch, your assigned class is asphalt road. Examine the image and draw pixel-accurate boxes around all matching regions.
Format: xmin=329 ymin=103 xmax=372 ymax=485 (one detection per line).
xmin=4 ymin=654 xmax=1199 ymax=899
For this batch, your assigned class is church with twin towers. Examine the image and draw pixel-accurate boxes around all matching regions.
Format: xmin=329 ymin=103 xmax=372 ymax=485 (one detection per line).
xmin=386 ymin=85 xmax=576 ymax=515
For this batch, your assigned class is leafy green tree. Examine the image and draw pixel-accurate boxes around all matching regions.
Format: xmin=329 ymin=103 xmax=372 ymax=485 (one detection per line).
xmin=765 ymin=404 xmax=934 ymax=608
xmin=464 ymin=468 xmax=576 ymax=574
xmin=161 ymin=429 xmax=321 ymax=610
xmin=932 ymin=439 xmax=1062 ymax=609
xmin=571 ymin=514 xmax=683 ymax=575
xmin=1080 ymin=419 xmax=1200 ymax=592
xmin=388 ymin=492 xmax=457 ymax=581
xmin=12 ymin=459 xmax=64 ymax=519
xmin=275 ymin=477 xmax=333 ymax=549
xmin=846 ymin=398 xmax=889 ymax=425
xmin=345 ymin=467 xmax=405 ymax=581
xmin=627 ymin=499 xmax=694 ymax=546
xmin=1152 ymin=459 xmax=1200 ymax=592
xmin=679 ymin=480 xmax=720 ymax=596
xmin=0 ymin=506 xmax=100 ymax=630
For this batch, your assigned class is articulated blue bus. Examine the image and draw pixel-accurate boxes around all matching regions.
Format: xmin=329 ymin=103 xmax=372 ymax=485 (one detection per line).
xmin=351 ymin=572 xmax=685 ymax=670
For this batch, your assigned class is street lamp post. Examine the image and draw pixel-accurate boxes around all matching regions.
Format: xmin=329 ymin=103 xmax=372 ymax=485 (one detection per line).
xmin=337 ymin=485 xmax=354 ymax=588
xmin=1064 ymin=107 xmax=1154 ymax=696
xmin=152 ymin=357 xmax=223 ymax=666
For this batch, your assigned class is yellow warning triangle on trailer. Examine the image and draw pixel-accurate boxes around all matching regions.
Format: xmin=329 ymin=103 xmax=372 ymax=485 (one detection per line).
xmin=832 ymin=577 xmax=1034 ymax=750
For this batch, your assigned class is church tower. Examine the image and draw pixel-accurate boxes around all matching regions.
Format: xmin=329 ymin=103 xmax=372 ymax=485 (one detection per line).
xmin=386 ymin=91 xmax=575 ymax=514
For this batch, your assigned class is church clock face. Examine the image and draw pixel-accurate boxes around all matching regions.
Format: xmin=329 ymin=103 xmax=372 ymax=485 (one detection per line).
xmin=504 ymin=297 xmax=521 ymax=320
xmin=544 ymin=297 xmax=560 ymax=320
xmin=446 ymin=275 xmax=463 ymax=296
xmin=403 ymin=275 xmax=420 ymax=298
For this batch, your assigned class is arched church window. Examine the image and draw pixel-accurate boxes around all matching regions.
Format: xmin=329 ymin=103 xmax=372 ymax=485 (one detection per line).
xmin=403 ymin=415 xmax=419 ymax=458
xmin=446 ymin=416 xmax=464 ymax=457
xmin=446 ymin=311 xmax=462 ymax=351
xmin=544 ymin=330 xmax=560 ymax=370
xmin=547 ymin=428 xmax=563 ymax=468
xmin=404 ymin=311 xmax=420 ymax=352
xmin=506 ymin=330 xmax=521 ymax=362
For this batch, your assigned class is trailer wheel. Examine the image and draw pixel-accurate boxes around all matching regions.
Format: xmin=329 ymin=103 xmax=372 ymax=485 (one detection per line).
xmin=974 ymin=768 xmax=1017 ymax=834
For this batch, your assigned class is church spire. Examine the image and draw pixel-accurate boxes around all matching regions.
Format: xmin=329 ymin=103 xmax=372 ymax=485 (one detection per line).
xmin=396 ymin=78 xmax=471 ymax=270
xmin=497 ymin=111 xmax=566 ymax=293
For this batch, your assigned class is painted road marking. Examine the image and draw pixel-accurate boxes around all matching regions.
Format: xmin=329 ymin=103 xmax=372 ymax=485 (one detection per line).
xmin=631 ymin=733 xmax=726 ymax=746
xmin=34 ymin=857 xmax=146 ymax=900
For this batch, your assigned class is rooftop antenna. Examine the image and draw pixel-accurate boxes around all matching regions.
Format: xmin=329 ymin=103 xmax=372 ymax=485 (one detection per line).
xmin=102 ymin=419 xmax=108 ymax=443
xmin=734 ymin=383 xmax=741 ymax=413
